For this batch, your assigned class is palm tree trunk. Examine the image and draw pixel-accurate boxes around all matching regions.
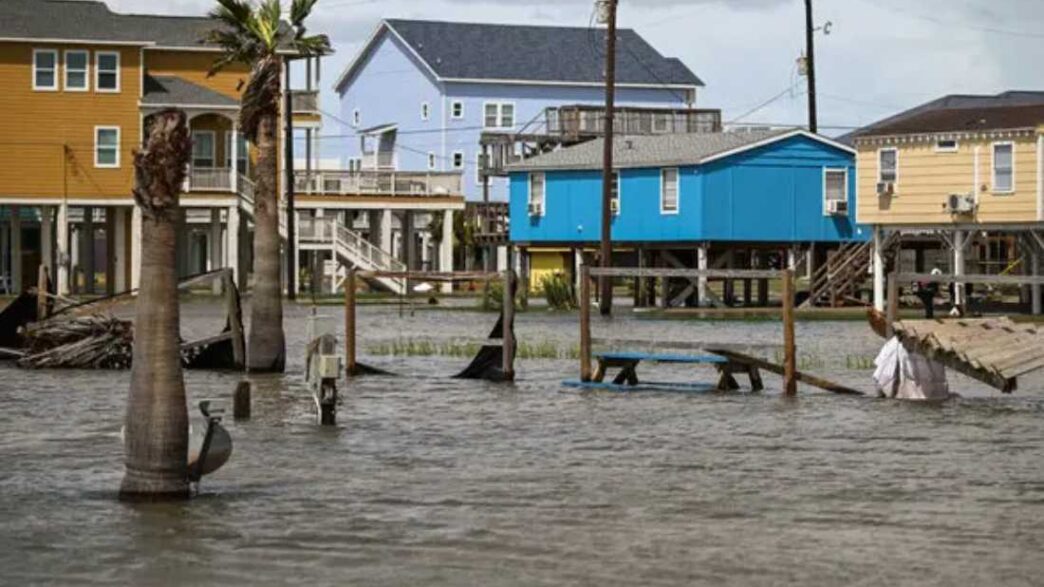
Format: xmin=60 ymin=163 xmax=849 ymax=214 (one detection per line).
xmin=247 ymin=111 xmax=286 ymax=372
xmin=120 ymin=109 xmax=192 ymax=500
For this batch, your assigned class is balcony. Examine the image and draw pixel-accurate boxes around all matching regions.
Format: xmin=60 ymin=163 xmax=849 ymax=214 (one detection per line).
xmin=186 ymin=167 xmax=234 ymax=192
xmin=294 ymin=170 xmax=463 ymax=197
xmin=291 ymin=90 xmax=319 ymax=114
xmin=547 ymin=105 xmax=723 ymax=141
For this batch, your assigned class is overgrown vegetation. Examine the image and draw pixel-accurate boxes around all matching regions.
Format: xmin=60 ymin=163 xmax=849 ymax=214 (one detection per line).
xmin=366 ymin=337 xmax=580 ymax=360
xmin=540 ymin=271 xmax=577 ymax=310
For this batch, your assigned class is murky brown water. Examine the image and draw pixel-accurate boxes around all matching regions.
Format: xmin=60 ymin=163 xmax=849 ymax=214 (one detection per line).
xmin=2 ymin=300 xmax=1043 ymax=585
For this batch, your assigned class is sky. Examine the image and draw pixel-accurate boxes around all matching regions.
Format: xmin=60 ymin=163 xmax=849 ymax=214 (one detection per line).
xmin=103 ymin=0 xmax=1044 ymax=136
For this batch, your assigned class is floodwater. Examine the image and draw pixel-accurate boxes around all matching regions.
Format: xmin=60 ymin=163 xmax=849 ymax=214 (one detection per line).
xmin=2 ymin=300 xmax=1043 ymax=586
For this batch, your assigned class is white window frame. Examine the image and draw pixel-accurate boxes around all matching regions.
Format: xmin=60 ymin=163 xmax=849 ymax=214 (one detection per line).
xmin=95 ymin=51 xmax=120 ymax=93
xmin=63 ymin=50 xmax=89 ymax=92
xmin=225 ymin=131 xmax=249 ymax=174
xmin=934 ymin=138 xmax=959 ymax=153
xmin=660 ymin=167 xmax=679 ymax=214
xmin=451 ymin=100 xmax=464 ymax=120
xmin=191 ymin=130 xmax=216 ymax=169
xmin=528 ymin=172 xmax=545 ymax=217
xmin=992 ymin=141 xmax=1015 ymax=194
xmin=352 ymin=108 xmax=360 ymax=127
xmin=427 ymin=151 xmax=437 ymax=170
xmin=94 ymin=126 xmax=120 ymax=168
xmin=420 ymin=101 xmax=430 ymax=121
xmin=452 ymin=150 xmax=464 ymax=169
xmin=610 ymin=171 xmax=621 ymax=215
xmin=476 ymin=151 xmax=484 ymax=186
xmin=877 ymin=147 xmax=898 ymax=184
xmin=482 ymin=101 xmax=516 ymax=130
xmin=822 ymin=167 xmax=848 ymax=215
xmin=32 ymin=49 xmax=59 ymax=91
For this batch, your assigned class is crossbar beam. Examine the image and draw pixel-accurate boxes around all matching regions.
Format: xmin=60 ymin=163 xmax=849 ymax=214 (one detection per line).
xmin=587 ymin=266 xmax=781 ymax=280
xmin=894 ymin=272 xmax=1044 ymax=286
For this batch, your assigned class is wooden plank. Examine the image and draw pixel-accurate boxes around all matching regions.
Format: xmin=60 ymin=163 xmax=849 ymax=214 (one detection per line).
xmin=580 ymin=265 xmax=592 ymax=382
xmin=782 ymin=269 xmax=797 ymax=396
xmin=355 ymin=270 xmax=501 ymax=282
xmin=588 ymin=267 xmax=781 ymax=280
xmin=895 ymin=273 xmax=1044 ymax=286
xmin=181 ymin=331 xmax=233 ymax=351
xmin=595 ymin=351 xmax=728 ymax=364
xmin=223 ymin=270 xmax=245 ymax=369
xmin=1002 ymin=355 xmax=1044 ymax=379
xmin=345 ymin=268 xmax=356 ymax=376
xmin=886 ymin=273 xmax=899 ymax=338
xmin=898 ymin=337 xmax=1016 ymax=392
xmin=561 ymin=379 xmax=720 ymax=394
xmin=706 ymin=348 xmax=865 ymax=396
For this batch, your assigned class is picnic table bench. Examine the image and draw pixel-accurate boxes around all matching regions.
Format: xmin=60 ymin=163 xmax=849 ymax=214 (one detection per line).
xmin=590 ymin=351 xmax=764 ymax=391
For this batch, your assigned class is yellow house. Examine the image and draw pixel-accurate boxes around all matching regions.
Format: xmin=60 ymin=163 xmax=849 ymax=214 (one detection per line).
xmin=850 ymin=92 xmax=1044 ymax=312
xmin=0 ymin=0 xmax=326 ymax=296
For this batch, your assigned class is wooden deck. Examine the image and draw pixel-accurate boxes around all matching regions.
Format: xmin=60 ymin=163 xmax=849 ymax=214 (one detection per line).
xmin=891 ymin=318 xmax=1044 ymax=393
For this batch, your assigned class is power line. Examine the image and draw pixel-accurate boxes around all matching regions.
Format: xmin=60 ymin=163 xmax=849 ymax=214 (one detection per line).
xmin=867 ymin=0 xmax=1044 ymax=39
xmin=726 ymin=79 xmax=805 ymax=124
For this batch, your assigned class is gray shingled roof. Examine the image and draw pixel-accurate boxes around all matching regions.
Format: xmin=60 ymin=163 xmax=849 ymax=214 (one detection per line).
xmin=338 ymin=19 xmax=702 ymax=90
xmin=508 ymin=130 xmax=798 ymax=171
xmin=1 ymin=0 xmax=237 ymax=48
xmin=142 ymin=75 xmax=238 ymax=108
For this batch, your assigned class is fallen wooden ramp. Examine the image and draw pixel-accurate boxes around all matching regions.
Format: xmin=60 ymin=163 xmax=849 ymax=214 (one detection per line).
xmin=888 ymin=318 xmax=1044 ymax=393
xmin=706 ymin=348 xmax=865 ymax=396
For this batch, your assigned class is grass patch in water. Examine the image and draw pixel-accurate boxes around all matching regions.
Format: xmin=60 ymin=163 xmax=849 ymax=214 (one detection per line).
xmin=366 ymin=337 xmax=580 ymax=360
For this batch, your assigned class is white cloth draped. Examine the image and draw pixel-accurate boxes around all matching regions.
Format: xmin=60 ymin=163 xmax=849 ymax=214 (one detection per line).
xmin=872 ymin=337 xmax=950 ymax=400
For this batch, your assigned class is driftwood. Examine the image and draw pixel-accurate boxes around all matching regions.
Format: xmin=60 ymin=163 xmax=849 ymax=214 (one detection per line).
xmin=19 ymin=315 xmax=133 ymax=369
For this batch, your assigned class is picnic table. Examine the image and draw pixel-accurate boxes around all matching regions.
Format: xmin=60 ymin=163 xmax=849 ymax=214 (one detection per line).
xmin=590 ymin=351 xmax=764 ymax=391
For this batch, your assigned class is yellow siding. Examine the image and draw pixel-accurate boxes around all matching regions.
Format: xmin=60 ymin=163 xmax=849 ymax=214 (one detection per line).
xmin=0 ymin=42 xmax=141 ymax=199
xmin=144 ymin=50 xmax=249 ymax=100
xmin=856 ymin=134 xmax=1040 ymax=225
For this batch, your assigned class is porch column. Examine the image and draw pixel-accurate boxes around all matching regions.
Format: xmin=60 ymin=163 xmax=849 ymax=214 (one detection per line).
xmin=113 ymin=207 xmax=128 ymax=292
xmin=496 ymin=245 xmax=507 ymax=272
xmin=130 ymin=204 xmax=142 ymax=290
xmin=697 ymin=243 xmax=709 ymax=307
xmin=210 ymin=208 xmax=223 ymax=294
xmin=82 ymin=207 xmax=94 ymax=294
xmin=230 ymin=120 xmax=239 ymax=194
xmin=787 ymin=247 xmax=797 ymax=271
xmin=806 ymin=243 xmax=815 ymax=280
xmin=953 ymin=229 xmax=966 ymax=308
xmin=380 ymin=209 xmax=393 ymax=254
xmin=440 ymin=209 xmax=454 ymax=293
xmin=40 ymin=206 xmax=53 ymax=278
xmin=292 ymin=210 xmax=301 ymax=294
xmin=227 ymin=205 xmax=240 ymax=286
xmin=1032 ymin=249 xmax=1041 ymax=315
xmin=10 ymin=205 xmax=22 ymax=293
xmin=56 ymin=203 xmax=70 ymax=295
xmin=872 ymin=226 xmax=886 ymax=312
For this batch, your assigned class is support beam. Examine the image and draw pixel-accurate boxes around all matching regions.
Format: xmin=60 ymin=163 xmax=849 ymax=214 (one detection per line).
xmin=130 ymin=204 xmax=142 ymax=290
xmin=440 ymin=209 xmax=453 ymax=293
xmin=954 ymin=229 xmax=966 ymax=308
xmin=380 ymin=209 xmax=393 ymax=255
xmin=56 ymin=202 xmax=70 ymax=295
xmin=226 ymin=205 xmax=240 ymax=286
xmin=113 ymin=207 xmax=128 ymax=292
xmin=10 ymin=205 xmax=22 ymax=293
xmin=502 ymin=269 xmax=515 ymax=380
xmin=345 ymin=267 xmax=356 ymax=375
xmin=873 ymin=226 xmax=886 ymax=311
xmin=40 ymin=206 xmax=53 ymax=280
xmin=210 ymin=208 xmax=223 ymax=294
xmin=1032 ymin=250 xmax=1041 ymax=315
xmin=580 ymin=264 xmax=592 ymax=382
xmin=697 ymin=244 xmax=709 ymax=307
xmin=782 ymin=269 xmax=797 ymax=396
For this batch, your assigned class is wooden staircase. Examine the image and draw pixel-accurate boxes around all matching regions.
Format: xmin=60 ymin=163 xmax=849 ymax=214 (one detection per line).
xmin=802 ymin=234 xmax=900 ymax=308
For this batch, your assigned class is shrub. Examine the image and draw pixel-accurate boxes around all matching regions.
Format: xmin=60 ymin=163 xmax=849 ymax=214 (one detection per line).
xmin=541 ymin=271 xmax=577 ymax=310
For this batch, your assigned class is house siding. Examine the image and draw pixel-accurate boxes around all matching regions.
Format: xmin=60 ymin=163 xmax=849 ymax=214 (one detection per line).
xmin=855 ymin=132 xmax=1041 ymax=226
xmin=144 ymin=49 xmax=250 ymax=100
xmin=510 ymin=135 xmax=866 ymax=244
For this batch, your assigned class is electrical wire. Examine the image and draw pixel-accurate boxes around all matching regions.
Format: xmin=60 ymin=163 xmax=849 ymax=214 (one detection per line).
xmin=725 ymin=79 xmax=805 ymax=124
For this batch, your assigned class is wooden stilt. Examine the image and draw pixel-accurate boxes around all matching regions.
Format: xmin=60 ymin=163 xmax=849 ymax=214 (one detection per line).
xmin=233 ymin=381 xmax=251 ymax=420
xmin=757 ymin=278 xmax=768 ymax=306
xmin=580 ymin=265 xmax=592 ymax=382
xmin=223 ymin=270 xmax=245 ymax=369
xmin=36 ymin=264 xmax=50 ymax=320
xmin=502 ymin=269 xmax=515 ymax=380
xmin=345 ymin=267 xmax=357 ymax=376
xmin=885 ymin=272 xmax=899 ymax=338
xmin=782 ymin=269 xmax=797 ymax=396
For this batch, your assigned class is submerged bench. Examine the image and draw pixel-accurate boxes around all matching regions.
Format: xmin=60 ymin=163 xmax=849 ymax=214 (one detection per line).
xmin=582 ymin=351 xmax=763 ymax=391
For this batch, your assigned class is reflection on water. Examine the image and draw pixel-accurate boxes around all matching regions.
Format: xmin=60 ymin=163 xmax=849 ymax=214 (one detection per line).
xmin=1 ymin=300 xmax=1043 ymax=585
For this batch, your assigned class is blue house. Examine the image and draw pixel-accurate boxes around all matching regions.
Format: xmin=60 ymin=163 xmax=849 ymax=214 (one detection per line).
xmin=507 ymin=129 xmax=870 ymax=306
xmin=333 ymin=19 xmax=704 ymax=201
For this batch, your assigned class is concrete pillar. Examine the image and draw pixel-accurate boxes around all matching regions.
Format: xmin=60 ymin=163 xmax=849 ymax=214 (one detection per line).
xmin=403 ymin=211 xmax=415 ymax=270
xmin=1032 ymin=249 xmax=1041 ymax=315
xmin=227 ymin=205 xmax=240 ymax=286
xmin=210 ymin=208 xmax=222 ymax=293
xmin=496 ymin=245 xmax=508 ymax=272
xmin=806 ymin=243 xmax=815 ymax=280
xmin=130 ymin=204 xmax=142 ymax=290
xmin=10 ymin=205 xmax=22 ymax=292
xmin=56 ymin=203 xmax=70 ymax=295
xmin=440 ymin=209 xmax=454 ymax=292
xmin=113 ymin=207 xmax=127 ymax=292
xmin=420 ymin=233 xmax=431 ymax=270
xmin=697 ymin=244 xmax=709 ymax=307
xmin=380 ymin=209 xmax=393 ymax=254
xmin=873 ymin=226 xmax=886 ymax=312
xmin=954 ymin=229 xmax=966 ymax=308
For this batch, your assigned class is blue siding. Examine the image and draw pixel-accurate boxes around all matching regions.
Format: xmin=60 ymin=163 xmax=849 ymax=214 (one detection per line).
xmin=510 ymin=134 xmax=869 ymax=245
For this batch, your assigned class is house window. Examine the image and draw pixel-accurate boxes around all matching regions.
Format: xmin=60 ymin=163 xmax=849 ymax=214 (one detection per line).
xmin=483 ymin=102 xmax=515 ymax=129
xmin=33 ymin=49 xmax=58 ymax=91
xmin=94 ymin=126 xmax=120 ymax=168
xmin=452 ymin=151 xmax=464 ymax=169
xmin=421 ymin=102 xmax=430 ymax=121
xmin=660 ymin=168 xmax=678 ymax=213
xmin=992 ymin=142 xmax=1014 ymax=193
xmin=64 ymin=50 xmax=89 ymax=91
xmin=878 ymin=148 xmax=897 ymax=183
xmin=528 ymin=172 xmax=545 ymax=216
xmin=191 ymin=131 xmax=216 ymax=168
xmin=935 ymin=139 xmax=958 ymax=153
xmin=95 ymin=51 xmax=119 ymax=92
xmin=225 ymin=131 xmax=249 ymax=174
xmin=347 ymin=158 xmax=361 ymax=172
xmin=427 ymin=152 xmax=437 ymax=170
xmin=610 ymin=172 xmax=620 ymax=215
xmin=823 ymin=168 xmax=848 ymax=215
xmin=352 ymin=109 xmax=360 ymax=127
xmin=451 ymin=101 xmax=464 ymax=119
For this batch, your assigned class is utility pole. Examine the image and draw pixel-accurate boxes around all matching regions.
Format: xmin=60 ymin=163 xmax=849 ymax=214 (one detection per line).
xmin=284 ymin=59 xmax=297 ymax=300
xmin=804 ymin=0 xmax=818 ymax=133
xmin=598 ymin=0 xmax=618 ymax=316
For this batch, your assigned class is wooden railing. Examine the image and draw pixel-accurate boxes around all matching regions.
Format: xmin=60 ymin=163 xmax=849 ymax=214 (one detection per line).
xmin=294 ymin=170 xmax=462 ymax=197
xmin=187 ymin=168 xmax=233 ymax=192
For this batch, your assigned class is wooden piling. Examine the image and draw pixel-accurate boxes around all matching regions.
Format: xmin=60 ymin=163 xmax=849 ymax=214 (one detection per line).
xmin=233 ymin=381 xmax=251 ymax=419
xmin=345 ymin=268 xmax=357 ymax=376
xmin=223 ymin=270 xmax=245 ymax=369
xmin=885 ymin=272 xmax=899 ymax=338
xmin=36 ymin=264 xmax=50 ymax=320
xmin=782 ymin=269 xmax=797 ymax=396
xmin=502 ymin=269 xmax=515 ymax=380
xmin=580 ymin=265 xmax=592 ymax=382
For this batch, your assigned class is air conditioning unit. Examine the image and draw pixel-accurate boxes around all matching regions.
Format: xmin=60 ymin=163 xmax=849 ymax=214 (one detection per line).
xmin=528 ymin=202 xmax=543 ymax=216
xmin=826 ymin=199 xmax=848 ymax=216
xmin=610 ymin=199 xmax=620 ymax=214
xmin=876 ymin=181 xmax=895 ymax=196
xmin=945 ymin=193 xmax=976 ymax=214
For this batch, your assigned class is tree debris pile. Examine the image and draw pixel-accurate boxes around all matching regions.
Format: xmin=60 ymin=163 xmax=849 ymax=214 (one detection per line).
xmin=18 ymin=315 xmax=133 ymax=370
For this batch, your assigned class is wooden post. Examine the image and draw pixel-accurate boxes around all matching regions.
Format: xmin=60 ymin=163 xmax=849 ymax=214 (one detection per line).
xmin=345 ymin=268 xmax=357 ymax=376
xmin=223 ymin=269 xmax=245 ymax=369
xmin=782 ymin=269 xmax=797 ymax=396
xmin=580 ymin=265 xmax=592 ymax=382
xmin=502 ymin=269 xmax=515 ymax=380
xmin=233 ymin=381 xmax=251 ymax=420
xmin=36 ymin=264 xmax=50 ymax=320
xmin=885 ymin=272 xmax=899 ymax=338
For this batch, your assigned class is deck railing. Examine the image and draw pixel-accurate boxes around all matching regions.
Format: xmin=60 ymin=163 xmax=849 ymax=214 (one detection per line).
xmin=294 ymin=170 xmax=462 ymax=197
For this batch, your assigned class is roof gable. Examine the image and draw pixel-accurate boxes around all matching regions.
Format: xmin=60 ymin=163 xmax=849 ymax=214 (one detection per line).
xmin=335 ymin=18 xmax=703 ymax=92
